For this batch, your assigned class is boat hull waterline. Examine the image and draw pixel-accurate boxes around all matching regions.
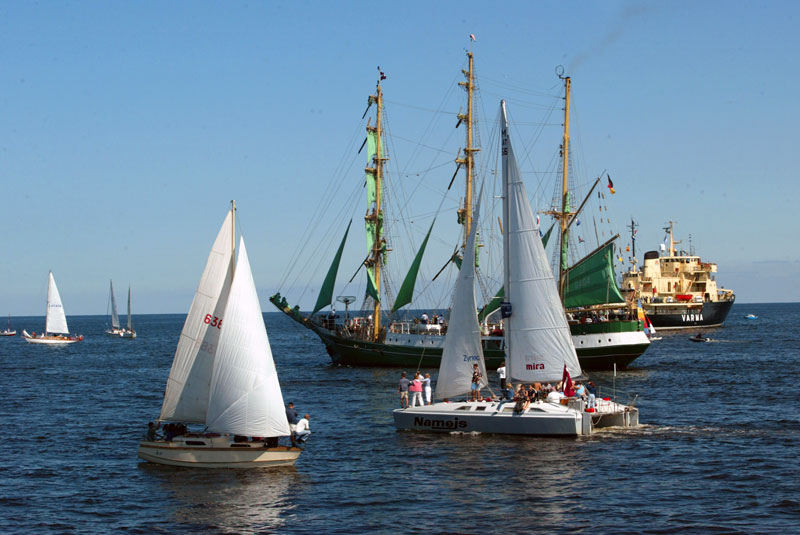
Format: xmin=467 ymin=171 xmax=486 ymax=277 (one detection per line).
xmin=643 ymin=299 xmax=734 ymax=330
xmin=22 ymin=330 xmax=82 ymax=345
xmin=138 ymin=440 xmax=301 ymax=468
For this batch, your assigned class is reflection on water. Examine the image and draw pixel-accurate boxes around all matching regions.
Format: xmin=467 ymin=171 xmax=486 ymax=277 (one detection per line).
xmin=142 ymin=464 xmax=303 ymax=532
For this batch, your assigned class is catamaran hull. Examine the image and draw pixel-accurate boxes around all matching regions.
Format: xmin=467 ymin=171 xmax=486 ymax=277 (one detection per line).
xmin=643 ymin=299 xmax=734 ymax=330
xmin=22 ymin=330 xmax=82 ymax=345
xmin=137 ymin=441 xmax=301 ymax=468
xmin=393 ymin=400 xmax=638 ymax=436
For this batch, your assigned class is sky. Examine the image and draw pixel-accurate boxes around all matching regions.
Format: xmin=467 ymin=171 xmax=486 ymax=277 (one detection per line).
xmin=2 ymin=1 xmax=798 ymax=317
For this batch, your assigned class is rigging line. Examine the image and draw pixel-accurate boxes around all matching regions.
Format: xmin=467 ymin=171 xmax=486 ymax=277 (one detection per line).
xmin=390 ymin=134 xmax=454 ymax=156
xmin=400 ymin=159 xmax=453 ymax=177
xmin=383 ymin=99 xmax=459 ymax=116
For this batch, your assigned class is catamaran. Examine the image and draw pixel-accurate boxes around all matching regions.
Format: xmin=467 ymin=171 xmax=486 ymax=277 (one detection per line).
xmin=138 ymin=202 xmax=300 ymax=468
xmin=22 ymin=272 xmax=83 ymax=345
xmin=393 ymin=102 xmax=638 ymax=436
xmin=105 ymin=281 xmax=136 ymax=338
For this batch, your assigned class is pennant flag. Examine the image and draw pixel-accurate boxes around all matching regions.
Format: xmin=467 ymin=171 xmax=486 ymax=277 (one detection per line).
xmin=562 ymin=365 xmax=575 ymax=397
xmin=607 ymin=175 xmax=615 ymax=194
xmin=378 ymin=66 xmax=386 ymax=80
xmin=470 ymin=34 xmax=476 ymax=41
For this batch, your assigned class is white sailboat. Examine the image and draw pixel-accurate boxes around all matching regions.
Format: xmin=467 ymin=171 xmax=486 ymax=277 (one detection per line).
xmin=138 ymin=202 xmax=300 ymax=468
xmin=105 ymin=281 xmax=136 ymax=338
xmin=393 ymin=102 xmax=638 ymax=435
xmin=0 ymin=315 xmax=15 ymax=336
xmin=22 ymin=272 xmax=83 ymax=345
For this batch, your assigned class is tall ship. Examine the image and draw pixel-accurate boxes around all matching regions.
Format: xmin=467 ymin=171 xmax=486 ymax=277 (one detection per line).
xmin=272 ymin=47 xmax=647 ymax=369
xmin=621 ymin=220 xmax=735 ymax=329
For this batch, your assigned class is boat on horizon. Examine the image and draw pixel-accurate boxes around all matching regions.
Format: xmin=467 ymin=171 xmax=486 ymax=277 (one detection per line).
xmin=105 ymin=281 xmax=136 ymax=338
xmin=621 ymin=221 xmax=735 ymax=330
xmin=393 ymin=101 xmax=638 ymax=436
xmin=0 ymin=315 xmax=15 ymax=337
xmin=271 ymin=48 xmax=647 ymax=370
xmin=22 ymin=271 xmax=83 ymax=345
xmin=138 ymin=202 xmax=300 ymax=468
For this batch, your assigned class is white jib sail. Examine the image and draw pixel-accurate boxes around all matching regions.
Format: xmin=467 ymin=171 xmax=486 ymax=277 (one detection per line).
xmin=160 ymin=210 xmax=234 ymax=423
xmin=434 ymin=193 xmax=487 ymax=400
xmin=206 ymin=238 xmax=290 ymax=437
xmin=46 ymin=271 xmax=69 ymax=334
xmin=127 ymin=286 xmax=133 ymax=330
xmin=501 ymin=102 xmax=581 ymax=383
xmin=109 ymin=280 xmax=120 ymax=329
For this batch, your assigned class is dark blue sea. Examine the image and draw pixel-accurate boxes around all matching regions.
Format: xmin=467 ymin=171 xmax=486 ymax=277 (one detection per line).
xmin=1 ymin=303 xmax=798 ymax=534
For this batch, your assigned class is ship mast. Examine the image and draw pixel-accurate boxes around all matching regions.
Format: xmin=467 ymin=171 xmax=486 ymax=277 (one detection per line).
xmin=664 ymin=220 xmax=680 ymax=257
xmin=366 ymin=82 xmax=385 ymax=341
xmin=628 ymin=218 xmax=638 ymax=273
xmin=456 ymin=46 xmax=479 ymax=249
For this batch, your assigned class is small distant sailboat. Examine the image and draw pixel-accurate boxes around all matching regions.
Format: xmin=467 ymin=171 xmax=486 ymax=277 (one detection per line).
xmin=22 ymin=271 xmax=83 ymax=345
xmin=393 ymin=102 xmax=638 ymax=436
xmin=0 ymin=315 xmax=16 ymax=336
xmin=105 ymin=281 xmax=136 ymax=338
xmin=138 ymin=202 xmax=300 ymax=468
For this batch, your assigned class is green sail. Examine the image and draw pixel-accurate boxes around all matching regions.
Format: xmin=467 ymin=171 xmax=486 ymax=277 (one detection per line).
xmin=477 ymin=224 xmax=554 ymax=321
xmin=562 ymin=241 xmax=626 ymax=308
xmin=391 ymin=221 xmax=435 ymax=312
xmin=364 ymin=129 xmax=380 ymax=302
xmin=313 ymin=220 xmax=352 ymax=314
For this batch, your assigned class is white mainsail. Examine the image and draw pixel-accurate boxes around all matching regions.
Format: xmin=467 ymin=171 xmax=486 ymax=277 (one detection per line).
xmin=109 ymin=280 xmax=120 ymax=329
xmin=45 ymin=271 xmax=69 ymax=335
xmin=206 ymin=238 xmax=290 ymax=437
xmin=434 ymin=194 xmax=487 ymax=400
xmin=501 ymin=101 xmax=581 ymax=383
xmin=127 ymin=286 xmax=133 ymax=330
xmin=160 ymin=210 xmax=235 ymax=423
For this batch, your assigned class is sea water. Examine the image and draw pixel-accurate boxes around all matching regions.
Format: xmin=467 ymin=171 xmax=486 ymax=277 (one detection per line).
xmin=1 ymin=303 xmax=798 ymax=534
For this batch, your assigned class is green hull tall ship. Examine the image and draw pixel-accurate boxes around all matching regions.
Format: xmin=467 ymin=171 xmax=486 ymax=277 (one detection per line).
xmin=272 ymin=49 xmax=649 ymax=370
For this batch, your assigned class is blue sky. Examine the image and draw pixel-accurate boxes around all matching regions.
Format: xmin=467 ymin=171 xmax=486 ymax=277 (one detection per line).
xmin=2 ymin=1 xmax=798 ymax=316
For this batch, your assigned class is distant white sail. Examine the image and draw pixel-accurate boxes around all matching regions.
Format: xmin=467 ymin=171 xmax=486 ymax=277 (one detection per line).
xmin=501 ymin=102 xmax=581 ymax=383
xmin=109 ymin=280 xmax=120 ymax=329
xmin=45 ymin=271 xmax=69 ymax=335
xmin=434 ymin=195 xmax=487 ymax=400
xmin=160 ymin=211 xmax=235 ymax=423
xmin=127 ymin=286 xmax=133 ymax=330
xmin=206 ymin=238 xmax=290 ymax=437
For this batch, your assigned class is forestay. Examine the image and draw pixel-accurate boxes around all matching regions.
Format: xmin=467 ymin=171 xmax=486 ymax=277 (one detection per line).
xmin=46 ymin=272 xmax=69 ymax=335
xmin=501 ymin=102 xmax=581 ymax=383
xmin=206 ymin=239 xmax=290 ymax=437
xmin=160 ymin=211 xmax=234 ymax=423
xmin=109 ymin=280 xmax=120 ymax=329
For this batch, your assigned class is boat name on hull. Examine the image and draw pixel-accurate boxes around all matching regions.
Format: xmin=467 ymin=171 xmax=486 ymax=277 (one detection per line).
xmin=413 ymin=416 xmax=468 ymax=429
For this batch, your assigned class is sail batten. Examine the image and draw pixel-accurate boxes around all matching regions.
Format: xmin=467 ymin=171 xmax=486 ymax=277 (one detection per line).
xmin=45 ymin=272 xmax=69 ymax=335
xmin=159 ymin=211 xmax=235 ymax=424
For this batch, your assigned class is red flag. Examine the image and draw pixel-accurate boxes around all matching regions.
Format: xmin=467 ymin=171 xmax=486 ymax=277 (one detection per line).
xmin=562 ymin=365 xmax=575 ymax=397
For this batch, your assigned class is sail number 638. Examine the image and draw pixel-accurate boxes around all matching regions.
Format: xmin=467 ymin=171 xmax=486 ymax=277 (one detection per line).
xmin=204 ymin=314 xmax=222 ymax=329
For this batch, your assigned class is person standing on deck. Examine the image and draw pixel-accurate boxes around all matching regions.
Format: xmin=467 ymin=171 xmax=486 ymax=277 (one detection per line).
xmin=398 ymin=372 xmax=410 ymax=408
xmin=409 ymin=372 xmax=424 ymax=407
xmin=471 ymin=363 xmax=483 ymax=401
xmin=497 ymin=361 xmax=507 ymax=391
xmin=422 ymin=373 xmax=432 ymax=405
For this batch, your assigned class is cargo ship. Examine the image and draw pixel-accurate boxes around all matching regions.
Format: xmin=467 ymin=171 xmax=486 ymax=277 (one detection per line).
xmin=621 ymin=221 xmax=735 ymax=329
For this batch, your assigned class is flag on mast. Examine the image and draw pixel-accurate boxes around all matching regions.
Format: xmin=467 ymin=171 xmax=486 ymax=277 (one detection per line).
xmin=607 ymin=175 xmax=616 ymax=194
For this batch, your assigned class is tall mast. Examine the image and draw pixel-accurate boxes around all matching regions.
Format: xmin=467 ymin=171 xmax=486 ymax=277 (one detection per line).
xmin=664 ymin=220 xmax=679 ymax=257
xmin=550 ymin=74 xmax=571 ymax=298
xmin=366 ymin=82 xmax=386 ymax=341
xmin=457 ymin=46 xmax=479 ymax=249
xmin=628 ymin=218 xmax=639 ymax=273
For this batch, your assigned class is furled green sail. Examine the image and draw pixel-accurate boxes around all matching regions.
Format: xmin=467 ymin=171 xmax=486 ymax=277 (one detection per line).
xmin=477 ymin=224 xmax=554 ymax=321
xmin=562 ymin=240 xmax=626 ymax=308
xmin=313 ymin=220 xmax=352 ymax=314
xmin=391 ymin=221 xmax=435 ymax=312
xmin=364 ymin=129 xmax=381 ymax=302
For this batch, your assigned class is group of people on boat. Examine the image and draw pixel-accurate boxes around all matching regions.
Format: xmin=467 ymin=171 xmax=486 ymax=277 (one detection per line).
xmin=397 ymin=371 xmax=433 ymax=408
xmin=418 ymin=312 xmax=445 ymax=327
xmin=285 ymin=402 xmax=311 ymax=446
xmin=503 ymin=380 xmax=597 ymax=413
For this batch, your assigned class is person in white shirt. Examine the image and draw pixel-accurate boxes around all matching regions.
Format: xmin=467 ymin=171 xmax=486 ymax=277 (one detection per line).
xmin=422 ymin=373 xmax=432 ymax=405
xmin=295 ymin=414 xmax=311 ymax=444
xmin=497 ymin=361 xmax=507 ymax=391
